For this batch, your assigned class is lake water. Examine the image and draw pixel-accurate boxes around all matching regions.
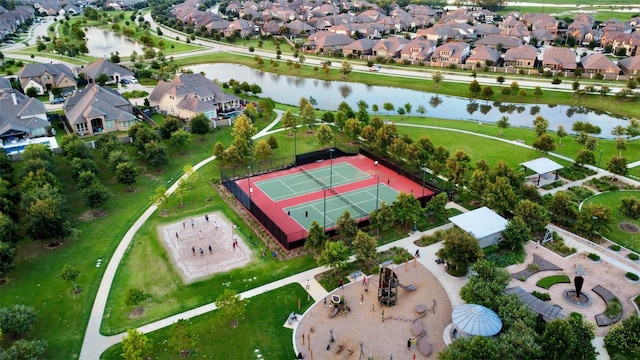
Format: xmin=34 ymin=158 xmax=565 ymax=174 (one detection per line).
xmin=84 ymin=27 xmax=144 ymax=58
xmin=187 ymin=63 xmax=629 ymax=139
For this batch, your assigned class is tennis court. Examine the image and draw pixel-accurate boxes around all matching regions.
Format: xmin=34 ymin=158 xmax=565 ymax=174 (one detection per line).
xmin=284 ymin=184 xmax=398 ymax=230
xmin=255 ymin=162 xmax=371 ymax=202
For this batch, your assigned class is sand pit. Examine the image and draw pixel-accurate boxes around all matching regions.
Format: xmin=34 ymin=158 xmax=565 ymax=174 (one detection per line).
xmin=157 ymin=212 xmax=253 ymax=283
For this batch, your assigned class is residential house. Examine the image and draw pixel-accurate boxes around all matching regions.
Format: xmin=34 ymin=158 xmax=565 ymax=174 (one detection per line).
xmin=148 ymin=73 xmax=241 ymax=121
xmin=465 ymin=45 xmax=501 ymax=67
xmin=224 ymin=19 xmax=256 ymax=37
xmin=64 ymin=84 xmax=137 ymax=136
xmin=523 ymin=13 xmax=561 ymax=35
xmin=504 ymin=45 xmax=538 ymax=68
xmin=373 ymin=36 xmax=409 ymax=58
xmin=342 ymin=38 xmax=376 ymax=57
xmin=80 ymin=58 xmax=135 ymax=85
xmin=0 ymin=87 xmax=50 ymax=144
xmin=429 ymin=42 xmax=470 ymax=66
xmin=531 ymin=29 xmax=557 ymax=46
xmin=580 ymin=53 xmax=620 ymax=75
xmin=17 ymin=63 xmax=76 ymax=96
xmin=474 ymin=23 xmax=502 ymax=37
xmin=286 ymin=19 xmax=314 ymax=36
xmin=305 ymin=31 xmax=354 ymax=54
xmin=399 ymin=37 xmax=436 ymax=62
xmin=542 ymin=46 xmax=577 ymax=71
xmin=617 ymin=56 xmax=640 ymax=75
xmin=475 ymin=34 xmax=522 ymax=51
xmin=416 ymin=25 xmax=458 ymax=43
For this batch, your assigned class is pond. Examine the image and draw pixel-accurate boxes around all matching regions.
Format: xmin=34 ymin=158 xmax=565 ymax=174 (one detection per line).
xmin=84 ymin=27 xmax=144 ymax=58
xmin=187 ymin=63 xmax=629 ymax=139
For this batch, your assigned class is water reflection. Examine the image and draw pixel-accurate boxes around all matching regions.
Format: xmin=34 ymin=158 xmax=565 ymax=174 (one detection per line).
xmin=186 ymin=63 xmax=630 ymax=138
xmin=84 ymin=27 xmax=144 ymax=57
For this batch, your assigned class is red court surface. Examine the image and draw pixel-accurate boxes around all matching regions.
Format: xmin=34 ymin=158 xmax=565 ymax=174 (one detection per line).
xmin=234 ymin=154 xmax=435 ymax=247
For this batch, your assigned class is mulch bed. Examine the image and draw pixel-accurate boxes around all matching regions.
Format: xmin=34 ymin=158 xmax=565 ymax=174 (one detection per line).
xmin=511 ymin=254 xmax=563 ymax=280
xmin=619 ymin=222 xmax=639 ymax=233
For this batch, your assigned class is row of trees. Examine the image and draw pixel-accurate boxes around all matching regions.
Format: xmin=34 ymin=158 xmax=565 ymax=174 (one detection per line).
xmin=0 ymin=304 xmax=46 ymax=358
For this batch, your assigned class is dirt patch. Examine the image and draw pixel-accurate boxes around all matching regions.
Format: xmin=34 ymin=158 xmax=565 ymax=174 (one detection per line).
xmin=46 ymin=242 xmax=63 ymax=249
xmin=619 ymin=222 xmax=639 ymax=233
xmin=77 ymin=210 xmax=108 ymax=221
xmin=128 ymin=306 xmax=144 ymax=318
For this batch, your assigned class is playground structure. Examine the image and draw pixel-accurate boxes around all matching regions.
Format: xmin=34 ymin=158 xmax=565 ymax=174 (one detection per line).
xmin=378 ymin=266 xmax=416 ymax=307
xmin=328 ymin=294 xmax=351 ymax=318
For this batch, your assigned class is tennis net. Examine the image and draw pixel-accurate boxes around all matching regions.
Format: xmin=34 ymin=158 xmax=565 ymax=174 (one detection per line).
xmin=331 ymin=188 xmax=368 ymax=218
xmin=299 ymin=166 xmax=328 ymax=189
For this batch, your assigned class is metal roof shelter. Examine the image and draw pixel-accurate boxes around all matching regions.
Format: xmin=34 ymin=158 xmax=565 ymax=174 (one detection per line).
xmin=451 ymin=304 xmax=503 ymax=337
xmin=448 ymin=207 xmax=508 ymax=240
xmin=520 ymin=158 xmax=564 ymax=186
xmin=505 ymin=286 xmax=565 ymax=320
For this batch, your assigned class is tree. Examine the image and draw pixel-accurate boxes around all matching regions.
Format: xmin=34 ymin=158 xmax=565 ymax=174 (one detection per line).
xmin=439 ymin=335 xmax=500 ymax=360
xmin=501 ymin=216 xmax=531 ymax=251
xmin=576 ymin=203 xmax=612 ymax=239
xmin=232 ymin=114 xmax=257 ymax=145
xmin=253 ymin=139 xmax=273 ymax=163
xmin=339 ymin=60 xmax=352 ymax=78
xmin=460 ymin=259 xmax=511 ymax=307
xmin=317 ymin=240 xmax=350 ymax=274
xmin=608 ymin=156 xmax=628 ymax=177
xmin=468 ymin=170 xmax=487 ymax=201
xmin=343 ymin=118 xmax=362 ymax=143
xmin=515 ymin=200 xmax=549 ymax=232
xmin=282 ymin=110 xmax=297 ymax=135
xmin=150 ymin=186 xmax=168 ymax=211
xmin=352 ymin=231 xmax=377 ymax=267
xmin=0 ymin=304 xmax=37 ymax=337
xmin=436 ymin=227 xmax=483 ymax=274
xmin=82 ymin=180 xmax=110 ymax=210
xmin=144 ymin=141 xmax=169 ymax=168
xmin=615 ymin=137 xmax=627 ymax=157
xmin=533 ymin=115 xmax=549 ymax=135
xmin=336 ymin=210 xmax=357 ymax=243
xmin=426 ymin=192 xmax=448 ymax=218
xmin=392 ymin=192 xmax=422 ymax=229
xmin=267 ymin=135 xmax=278 ymax=150
xmin=416 ymin=105 xmax=426 ymax=117
xmin=509 ymin=81 xmax=520 ymax=94
xmin=432 ymin=71 xmax=443 ymax=88
xmin=469 ymin=79 xmax=481 ymax=97
xmin=533 ymin=133 xmax=555 ymax=153
xmin=549 ymin=192 xmax=577 ymax=227
xmin=0 ymin=240 xmax=16 ymax=279
xmin=446 ymin=150 xmax=471 ymax=189
xmin=382 ymin=102 xmax=394 ymax=115
xmin=496 ymin=116 xmax=510 ymax=133
xmin=540 ymin=319 xmax=577 ymax=360
xmin=168 ymin=319 xmax=197 ymax=356
xmin=189 ymin=114 xmax=210 ymax=139
xmin=429 ymin=146 xmax=449 ymax=176
xmin=533 ymin=86 xmax=543 ymax=99
xmin=369 ymin=202 xmax=394 ymax=236
xmin=22 ymin=185 xmax=72 ymax=244
xmin=215 ymin=289 xmax=245 ymax=327
xmin=604 ymin=315 xmax=640 ymax=357
xmin=315 ymin=124 xmax=334 ymax=146
xmin=575 ymin=149 xmax=595 ymax=169
xmin=170 ymin=129 xmax=191 ymax=155
xmin=337 ymin=101 xmax=355 ymax=119
xmin=116 ymin=162 xmax=139 ymax=191
xmin=132 ymin=126 xmax=160 ymax=152
xmin=484 ymin=176 xmax=518 ymax=216
xmin=481 ymin=85 xmax=494 ymax=100
xmin=213 ymin=141 xmax=225 ymax=159
xmin=0 ymin=339 xmax=47 ymax=359
xmin=557 ymin=125 xmax=567 ymax=145
xmin=300 ymin=102 xmax=316 ymax=130
xmin=95 ymin=73 xmax=110 ymax=86
xmin=122 ymin=328 xmax=152 ymax=360
xmin=158 ymin=117 xmax=182 ymax=139
xmin=305 ymin=221 xmax=326 ymax=255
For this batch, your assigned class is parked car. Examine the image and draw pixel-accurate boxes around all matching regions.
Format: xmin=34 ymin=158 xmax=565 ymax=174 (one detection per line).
xmin=120 ymin=79 xmax=130 ymax=84
xmin=128 ymin=78 xmax=138 ymax=84
xmin=50 ymin=97 xmax=65 ymax=104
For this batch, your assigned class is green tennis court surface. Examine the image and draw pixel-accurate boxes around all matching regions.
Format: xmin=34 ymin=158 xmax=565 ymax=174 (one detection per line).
xmin=285 ymin=184 xmax=399 ymax=230
xmin=256 ymin=163 xmax=371 ymax=202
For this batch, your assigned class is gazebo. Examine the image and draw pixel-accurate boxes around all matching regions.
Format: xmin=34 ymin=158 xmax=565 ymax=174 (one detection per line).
xmin=520 ymin=158 xmax=563 ymax=186
xmin=451 ymin=304 xmax=502 ymax=339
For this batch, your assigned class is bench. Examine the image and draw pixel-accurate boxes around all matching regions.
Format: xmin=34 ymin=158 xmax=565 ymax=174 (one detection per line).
xmin=418 ymin=340 xmax=432 ymax=356
xmin=349 ymin=270 xmax=364 ymax=282
xmin=380 ymin=259 xmax=393 ymax=267
xmin=592 ymin=285 xmax=622 ymax=326
xmin=411 ymin=320 xmax=425 ymax=337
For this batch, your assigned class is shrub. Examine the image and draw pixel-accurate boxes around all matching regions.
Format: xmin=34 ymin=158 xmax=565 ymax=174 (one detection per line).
xmin=125 ymin=288 xmax=146 ymax=306
xmin=619 ymin=197 xmax=640 ymax=219
xmin=588 ymin=253 xmax=600 ymax=261
xmin=527 ymin=263 xmax=540 ymax=272
xmin=604 ymin=298 xmax=623 ymax=319
xmin=532 ymin=291 xmax=551 ymax=301
xmin=629 ymin=253 xmax=640 ymax=261
xmin=625 ymin=272 xmax=639 ymax=281
xmin=418 ymin=234 xmax=439 ymax=246
xmin=536 ymin=275 xmax=570 ymax=289
xmin=611 ymin=244 xmax=621 ymax=251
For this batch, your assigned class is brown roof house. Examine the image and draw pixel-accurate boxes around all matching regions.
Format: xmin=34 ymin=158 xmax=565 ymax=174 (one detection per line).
xmin=148 ymin=73 xmax=241 ymax=122
xmin=373 ymin=36 xmax=409 ymax=58
xmin=619 ymin=56 xmax=640 ymax=75
xmin=400 ymin=37 xmax=436 ymax=62
xmin=80 ymin=58 xmax=135 ymax=84
xmin=305 ymin=31 xmax=354 ymax=54
xmin=504 ymin=45 xmax=538 ymax=68
xmin=475 ymin=34 xmax=522 ymax=51
xmin=465 ymin=45 xmax=501 ymax=67
xmin=429 ymin=42 xmax=470 ymax=66
xmin=542 ymin=46 xmax=577 ymax=71
xmin=342 ymin=38 xmax=376 ymax=57
xmin=63 ymin=84 xmax=137 ymax=136
xmin=17 ymin=63 xmax=76 ymax=96
xmin=580 ymin=53 xmax=620 ymax=75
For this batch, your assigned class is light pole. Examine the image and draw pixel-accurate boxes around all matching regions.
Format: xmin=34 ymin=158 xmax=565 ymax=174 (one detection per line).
xmin=247 ymin=165 xmax=252 ymax=208
xmin=421 ymin=164 xmax=426 ymax=198
xmin=293 ymin=126 xmax=297 ymax=166
xmin=329 ymin=148 xmax=335 ymax=190
xmin=597 ymin=149 xmax=604 ymax=173
xmin=376 ymin=175 xmax=380 ymax=211
xmin=323 ymin=188 xmax=327 ymax=229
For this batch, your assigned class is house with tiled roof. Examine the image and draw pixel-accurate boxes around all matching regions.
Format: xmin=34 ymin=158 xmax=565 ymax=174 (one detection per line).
xmin=286 ymin=19 xmax=314 ymax=35
xmin=530 ymin=28 xmax=557 ymax=46
xmin=224 ymin=19 xmax=257 ymax=37
xmin=466 ymin=45 xmax=501 ymax=67
xmin=580 ymin=53 xmax=620 ymax=75
xmin=64 ymin=84 xmax=137 ymax=136
xmin=148 ymin=73 xmax=241 ymax=121
xmin=0 ymin=87 xmax=50 ymax=143
xmin=373 ymin=36 xmax=409 ymax=58
xmin=416 ymin=25 xmax=458 ymax=43
xmin=475 ymin=34 xmax=522 ymax=50
xmin=474 ymin=23 xmax=502 ymax=37
xmin=17 ymin=63 xmax=76 ymax=96
xmin=342 ymin=38 xmax=376 ymax=57
xmin=523 ymin=13 xmax=560 ymax=35
xmin=305 ymin=31 xmax=354 ymax=53
xmin=400 ymin=37 xmax=436 ymax=62
xmin=429 ymin=42 xmax=470 ymax=66
xmin=542 ymin=46 xmax=577 ymax=71
xmin=617 ymin=56 xmax=640 ymax=75
xmin=80 ymin=58 xmax=135 ymax=85
xmin=504 ymin=45 xmax=538 ymax=68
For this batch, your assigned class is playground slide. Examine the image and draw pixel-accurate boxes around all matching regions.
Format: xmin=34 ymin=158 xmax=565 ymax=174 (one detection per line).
xmin=398 ymin=283 xmax=417 ymax=292
xmin=328 ymin=306 xmax=339 ymax=318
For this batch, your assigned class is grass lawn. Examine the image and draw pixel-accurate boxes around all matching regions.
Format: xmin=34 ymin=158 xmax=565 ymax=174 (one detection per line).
xmin=583 ymin=190 xmax=640 ymax=253
xmin=100 ymin=284 xmax=313 ymax=359
xmin=536 ymin=275 xmax=571 ymax=289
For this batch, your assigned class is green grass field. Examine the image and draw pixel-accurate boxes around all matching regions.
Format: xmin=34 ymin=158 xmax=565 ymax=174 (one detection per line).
xmin=583 ymin=191 xmax=640 ymax=253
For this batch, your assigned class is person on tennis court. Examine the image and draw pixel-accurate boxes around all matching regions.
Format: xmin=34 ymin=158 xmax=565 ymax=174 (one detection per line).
xmin=305 ymin=210 xmax=308 ymax=218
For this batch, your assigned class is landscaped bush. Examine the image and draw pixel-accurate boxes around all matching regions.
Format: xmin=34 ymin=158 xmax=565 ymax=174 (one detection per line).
xmin=125 ymin=288 xmax=146 ymax=306
xmin=629 ymin=253 xmax=640 ymax=261
xmin=545 ymin=237 xmax=577 ymax=257
xmin=536 ymin=275 xmax=570 ymax=289
xmin=588 ymin=253 xmax=600 ymax=261
xmin=605 ymin=298 xmax=623 ymax=319
xmin=560 ymin=164 xmax=596 ymax=181
xmin=417 ymin=234 xmax=439 ymax=246
xmin=619 ymin=197 xmax=640 ymax=219
xmin=586 ymin=177 xmax=620 ymax=192
xmin=527 ymin=263 xmax=540 ymax=272
xmin=484 ymin=246 xmax=526 ymax=267
xmin=610 ymin=244 xmax=621 ymax=251
xmin=625 ymin=272 xmax=639 ymax=281
xmin=566 ymin=186 xmax=595 ymax=204
xmin=531 ymin=291 xmax=551 ymax=301
xmin=541 ymin=180 xmax=564 ymax=190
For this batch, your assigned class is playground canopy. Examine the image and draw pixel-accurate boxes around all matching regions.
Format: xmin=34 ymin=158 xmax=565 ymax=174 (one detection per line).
xmin=448 ymin=207 xmax=508 ymax=248
xmin=451 ymin=304 xmax=502 ymax=337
